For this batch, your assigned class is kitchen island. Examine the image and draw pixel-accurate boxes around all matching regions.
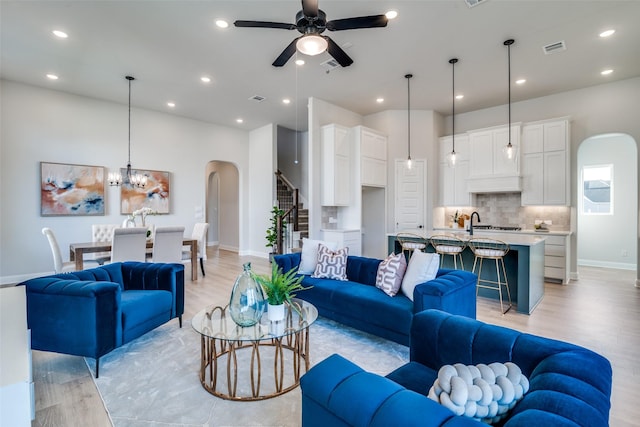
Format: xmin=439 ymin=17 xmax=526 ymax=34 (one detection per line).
xmin=388 ymin=231 xmax=545 ymax=314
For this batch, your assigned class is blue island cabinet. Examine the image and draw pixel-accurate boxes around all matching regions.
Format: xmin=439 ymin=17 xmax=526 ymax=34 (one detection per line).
xmin=388 ymin=233 xmax=545 ymax=314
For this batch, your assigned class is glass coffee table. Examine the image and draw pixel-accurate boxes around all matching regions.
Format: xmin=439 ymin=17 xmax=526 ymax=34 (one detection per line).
xmin=191 ymin=298 xmax=318 ymax=401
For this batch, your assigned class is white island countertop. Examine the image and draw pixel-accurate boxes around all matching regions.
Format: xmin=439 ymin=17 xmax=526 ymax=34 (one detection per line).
xmin=388 ymin=230 xmax=546 ymax=247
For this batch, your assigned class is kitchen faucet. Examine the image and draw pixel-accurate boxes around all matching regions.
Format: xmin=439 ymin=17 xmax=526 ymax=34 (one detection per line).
xmin=470 ymin=211 xmax=481 ymax=236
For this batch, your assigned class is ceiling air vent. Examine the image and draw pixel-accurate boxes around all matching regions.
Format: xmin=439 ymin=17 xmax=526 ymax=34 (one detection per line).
xmin=321 ymin=58 xmax=341 ymax=72
xmin=464 ymin=0 xmax=488 ymax=8
xmin=543 ymin=40 xmax=566 ymax=55
xmin=249 ymin=95 xmax=266 ymax=102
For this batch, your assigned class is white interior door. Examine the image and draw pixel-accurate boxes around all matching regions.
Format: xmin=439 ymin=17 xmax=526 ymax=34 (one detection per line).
xmin=395 ymin=159 xmax=426 ymax=231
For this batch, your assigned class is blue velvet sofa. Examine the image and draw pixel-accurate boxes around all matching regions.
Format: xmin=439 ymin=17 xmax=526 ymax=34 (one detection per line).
xmin=274 ymin=253 xmax=477 ymax=346
xmin=20 ymin=261 xmax=184 ymax=377
xmin=301 ymin=309 xmax=612 ymax=427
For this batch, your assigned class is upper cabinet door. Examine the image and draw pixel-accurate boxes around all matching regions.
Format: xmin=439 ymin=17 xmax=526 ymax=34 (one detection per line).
xmin=492 ymin=125 xmax=520 ymax=176
xmin=469 ymin=130 xmax=494 ymax=177
xmin=543 ymin=120 xmax=567 ymax=152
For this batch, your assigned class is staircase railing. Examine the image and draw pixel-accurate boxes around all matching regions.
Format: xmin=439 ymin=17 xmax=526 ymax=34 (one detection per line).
xmin=275 ymin=171 xmax=299 ymax=254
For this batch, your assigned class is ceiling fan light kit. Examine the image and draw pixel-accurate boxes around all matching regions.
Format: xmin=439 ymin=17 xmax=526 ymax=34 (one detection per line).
xmin=235 ymin=0 xmax=388 ymax=67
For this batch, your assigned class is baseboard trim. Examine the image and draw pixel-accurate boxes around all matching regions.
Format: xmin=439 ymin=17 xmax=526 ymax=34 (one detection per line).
xmin=1 ymin=271 xmax=53 ymax=286
xmin=577 ymin=259 xmax=636 ymax=270
xmin=570 ymin=272 xmax=580 ymax=281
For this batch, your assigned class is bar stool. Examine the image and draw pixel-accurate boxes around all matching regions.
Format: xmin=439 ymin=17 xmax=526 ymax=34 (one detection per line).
xmin=469 ymin=237 xmax=512 ymax=314
xmin=430 ymin=234 xmax=466 ymax=270
xmin=396 ymin=232 xmax=427 ymax=259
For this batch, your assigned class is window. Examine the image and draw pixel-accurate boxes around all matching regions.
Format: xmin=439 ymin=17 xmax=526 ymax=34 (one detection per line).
xmin=582 ymin=164 xmax=613 ymax=214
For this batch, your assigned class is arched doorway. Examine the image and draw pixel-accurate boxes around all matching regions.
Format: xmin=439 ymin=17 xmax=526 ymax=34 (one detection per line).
xmin=205 ymin=161 xmax=240 ymax=252
xmin=577 ymin=133 xmax=637 ymax=272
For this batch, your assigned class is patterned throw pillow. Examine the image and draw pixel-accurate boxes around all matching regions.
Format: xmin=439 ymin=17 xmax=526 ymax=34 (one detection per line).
xmin=311 ymin=244 xmax=348 ymax=281
xmin=375 ymin=253 xmax=407 ymax=297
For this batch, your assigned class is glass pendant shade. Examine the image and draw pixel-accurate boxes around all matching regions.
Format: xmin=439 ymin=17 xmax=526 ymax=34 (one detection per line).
xmin=229 ymin=262 xmax=266 ymax=327
xmin=503 ymin=143 xmax=517 ymax=161
xmin=407 ymin=157 xmax=412 ymax=170
xmin=296 ymin=35 xmax=327 ymax=56
xmin=447 ymin=151 xmax=457 ymax=168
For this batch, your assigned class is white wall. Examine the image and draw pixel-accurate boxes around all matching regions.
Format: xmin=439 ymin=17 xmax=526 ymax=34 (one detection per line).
xmin=0 ymin=80 xmax=253 ymax=283
xmin=446 ymin=77 xmax=640 ymax=282
xmin=578 ymin=134 xmax=637 ymax=269
xmin=247 ymin=124 xmax=277 ymax=257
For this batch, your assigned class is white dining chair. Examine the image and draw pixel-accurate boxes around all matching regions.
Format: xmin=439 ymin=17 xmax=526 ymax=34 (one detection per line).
xmin=110 ymin=227 xmax=148 ymax=263
xmin=182 ymin=223 xmax=209 ymax=276
xmin=152 ymin=226 xmax=185 ymax=263
xmin=42 ymin=227 xmax=76 ymax=273
xmin=88 ymin=224 xmax=118 ymax=265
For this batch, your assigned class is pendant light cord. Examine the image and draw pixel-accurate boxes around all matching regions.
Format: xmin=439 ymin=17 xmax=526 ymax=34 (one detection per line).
xmin=449 ymin=59 xmax=458 ymax=154
xmin=128 ymin=77 xmax=132 ymax=166
xmin=405 ymin=74 xmax=412 ymax=161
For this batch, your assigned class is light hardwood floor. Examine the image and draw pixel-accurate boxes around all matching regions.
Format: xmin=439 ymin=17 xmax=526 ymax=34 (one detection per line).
xmin=31 ymin=249 xmax=638 ymax=426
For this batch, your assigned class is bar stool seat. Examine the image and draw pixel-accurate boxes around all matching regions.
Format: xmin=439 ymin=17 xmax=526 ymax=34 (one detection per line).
xmin=430 ymin=234 xmax=466 ymax=270
xmin=396 ymin=232 xmax=427 ymax=258
xmin=469 ymin=237 xmax=512 ymax=314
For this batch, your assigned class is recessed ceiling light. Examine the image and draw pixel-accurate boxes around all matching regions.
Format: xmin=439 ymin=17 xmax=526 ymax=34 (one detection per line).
xmin=385 ymin=10 xmax=398 ymax=20
xmin=376 ymin=98 xmax=384 ymax=103
xmin=282 ymin=98 xmax=291 ymax=104
xmin=455 ymin=94 xmax=464 ymax=100
xmin=215 ymin=20 xmax=229 ymax=29
xmin=601 ymin=69 xmax=613 ymax=75
xmin=295 ymin=59 xmax=305 ymax=66
xmin=201 ymin=76 xmax=211 ymax=83
xmin=599 ymin=29 xmax=615 ymax=38
xmin=52 ymin=30 xmax=68 ymax=39
xmin=236 ymin=118 xmax=243 ymax=124
xmin=167 ymin=102 xmax=175 ymax=108
xmin=46 ymin=73 xmax=59 ymax=80
xmin=515 ymin=79 xmax=526 ymax=85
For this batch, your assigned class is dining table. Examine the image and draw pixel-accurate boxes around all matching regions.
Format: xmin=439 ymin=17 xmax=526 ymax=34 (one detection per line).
xmin=69 ymin=238 xmax=198 ymax=281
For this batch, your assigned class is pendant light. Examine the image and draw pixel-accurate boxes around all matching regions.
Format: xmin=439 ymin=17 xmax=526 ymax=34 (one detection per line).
xmin=502 ymin=39 xmax=516 ymax=161
xmin=447 ymin=58 xmax=459 ymax=168
xmin=405 ymin=73 xmax=413 ymax=170
xmin=108 ymin=75 xmax=147 ymax=188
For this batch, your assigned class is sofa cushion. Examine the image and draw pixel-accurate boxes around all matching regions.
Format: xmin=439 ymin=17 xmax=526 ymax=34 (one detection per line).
xmin=121 ymin=290 xmax=172 ymax=340
xmin=299 ymin=238 xmax=338 ymax=274
xmin=312 ymin=244 xmax=348 ymax=280
xmin=401 ymin=250 xmax=440 ymax=301
xmin=375 ymin=253 xmax=407 ymax=297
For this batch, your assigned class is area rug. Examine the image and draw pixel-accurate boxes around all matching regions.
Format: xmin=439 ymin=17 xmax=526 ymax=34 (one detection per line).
xmin=89 ymin=317 xmax=409 ymax=427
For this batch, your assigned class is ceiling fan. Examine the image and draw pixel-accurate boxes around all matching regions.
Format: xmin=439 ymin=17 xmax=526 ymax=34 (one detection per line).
xmin=234 ymin=0 xmax=388 ymax=67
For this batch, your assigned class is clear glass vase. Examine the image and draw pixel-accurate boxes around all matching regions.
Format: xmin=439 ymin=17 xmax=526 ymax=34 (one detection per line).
xmin=228 ymin=262 xmax=266 ymax=327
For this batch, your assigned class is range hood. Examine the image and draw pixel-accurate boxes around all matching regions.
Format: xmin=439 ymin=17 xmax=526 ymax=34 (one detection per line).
xmin=467 ymin=176 xmax=522 ymax=194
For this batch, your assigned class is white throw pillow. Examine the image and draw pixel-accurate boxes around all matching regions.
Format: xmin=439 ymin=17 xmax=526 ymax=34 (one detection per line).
xmin=299 ymin=238 xmax=338 ymax=274
xmin=401 ymin=250 xmax=440 ymax=301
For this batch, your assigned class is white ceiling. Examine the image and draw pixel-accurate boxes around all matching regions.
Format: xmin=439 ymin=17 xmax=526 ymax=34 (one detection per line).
xmin=2 ymin=1 xmax=640 ymax=131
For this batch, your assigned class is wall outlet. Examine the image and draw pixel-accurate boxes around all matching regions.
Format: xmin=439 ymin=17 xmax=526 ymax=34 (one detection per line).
xmin=622 ymin=250 xmax=629 ymax=257
xmin=329 ymin=217 xmax=337 ymax=224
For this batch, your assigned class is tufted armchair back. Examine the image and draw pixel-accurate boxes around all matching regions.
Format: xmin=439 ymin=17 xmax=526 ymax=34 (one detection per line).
xmin=88 ymin=224 xmax=118 ymax=264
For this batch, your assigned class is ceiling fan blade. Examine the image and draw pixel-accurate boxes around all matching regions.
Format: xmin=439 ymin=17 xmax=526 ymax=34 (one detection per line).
xmin=326 ymin=15 xmax=388 ymax=31
xmin=234 ymin=20 xmax=297 ymax=30
xmin=273 ymin=37 xmax=301 ymax=67
xmin=325 ymin=36 xmax=353 ymax=67
xmin=301 ymin=0 xmax=319 ymax=18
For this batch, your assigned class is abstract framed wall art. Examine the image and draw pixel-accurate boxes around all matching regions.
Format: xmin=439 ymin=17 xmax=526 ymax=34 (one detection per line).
xmin=120 ymin=169 xmax=170 ymax=214
xmin=40 ymin=162 xmax=105 ymax=216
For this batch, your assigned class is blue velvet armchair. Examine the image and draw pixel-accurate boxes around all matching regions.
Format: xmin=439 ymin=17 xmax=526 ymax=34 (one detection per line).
xmin=21 ymin=261 xmax=184 ymax=377
xmin=301 ymin=309 xmax=612 ymax=426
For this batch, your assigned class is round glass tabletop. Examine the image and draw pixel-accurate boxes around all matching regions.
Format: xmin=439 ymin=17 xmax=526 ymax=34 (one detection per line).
xmin=191 ymin=298 xmax=318 ymax=342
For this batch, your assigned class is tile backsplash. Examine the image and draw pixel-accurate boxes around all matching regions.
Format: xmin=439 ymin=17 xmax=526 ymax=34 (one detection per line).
xmin=442 ymin=193 xmax=570 ymax=230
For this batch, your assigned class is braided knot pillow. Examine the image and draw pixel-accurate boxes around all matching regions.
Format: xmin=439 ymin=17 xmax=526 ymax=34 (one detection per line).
xmin=428 ymin=362 xmax=529 ymax=424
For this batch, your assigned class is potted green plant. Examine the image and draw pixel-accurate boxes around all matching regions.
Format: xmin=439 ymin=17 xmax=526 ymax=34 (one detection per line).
xmin=254 ymin=263 xmax=308 ymax=321
xmin=265 ymin=206 xmax=286 ymax=260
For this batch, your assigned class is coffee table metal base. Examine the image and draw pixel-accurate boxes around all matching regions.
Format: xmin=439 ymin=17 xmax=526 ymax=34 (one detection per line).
xmin=198 ymin=327 xmax=310 ymax=401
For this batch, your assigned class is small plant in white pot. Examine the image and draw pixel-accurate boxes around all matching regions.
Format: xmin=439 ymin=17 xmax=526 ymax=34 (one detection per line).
xmin=254 ymin=263 xmax=307 ymax=322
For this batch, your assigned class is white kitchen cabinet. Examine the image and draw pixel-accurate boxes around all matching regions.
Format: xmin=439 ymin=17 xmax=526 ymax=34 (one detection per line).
xmin=521 ymin=119 xmax=569 ymax=206
xmin=543 ymin=234 xmax=570 ymax=284
xmin=321 ymin=124 xmax=351 ymax=206
xmin=322 ymin=229 xmax=362 ymax=256
xmin=356 ymin=126 xmax=387 ymax=187
xmin=467 ymin=125 xmax=521 ymax=193
xmin=439 ymin=135 xmax=471 ymax=206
